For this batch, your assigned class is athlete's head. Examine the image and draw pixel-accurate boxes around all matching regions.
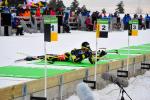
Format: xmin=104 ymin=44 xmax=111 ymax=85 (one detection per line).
xmin=81 ymin=42 xmax=90 ymax=50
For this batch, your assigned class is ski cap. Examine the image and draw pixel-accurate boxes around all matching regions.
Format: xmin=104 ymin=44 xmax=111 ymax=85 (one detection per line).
xmin=81 ymin=42 xmax=90 ymax=49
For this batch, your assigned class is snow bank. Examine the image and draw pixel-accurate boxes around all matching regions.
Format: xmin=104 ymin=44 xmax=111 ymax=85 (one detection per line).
xmin=66 ymin=71 xmax=150 ymax=100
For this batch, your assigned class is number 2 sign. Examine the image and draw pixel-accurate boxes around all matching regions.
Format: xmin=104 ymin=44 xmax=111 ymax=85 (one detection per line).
xmin=97 ymin=19 xmax=109 ymax=38
xmin=100 ymin=24 xmax=108 ymax=32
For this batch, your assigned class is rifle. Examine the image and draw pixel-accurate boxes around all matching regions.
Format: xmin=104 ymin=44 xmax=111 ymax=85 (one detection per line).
xmin=15 ymin=49 xmax=119 ymax=64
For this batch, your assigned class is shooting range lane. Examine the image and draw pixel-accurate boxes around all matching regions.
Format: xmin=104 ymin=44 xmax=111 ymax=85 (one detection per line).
xmin=0 ymin=43 xmax=150 ymax=79
xmin=0 ymin=66 xmax=72 ymax=79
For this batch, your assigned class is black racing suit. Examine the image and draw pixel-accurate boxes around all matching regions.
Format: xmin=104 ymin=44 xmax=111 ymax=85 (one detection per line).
xmin=69 ymin=48 xmax=94 ymax=64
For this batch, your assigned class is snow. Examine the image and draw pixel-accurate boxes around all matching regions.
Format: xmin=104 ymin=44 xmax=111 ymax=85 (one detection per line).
xmin=0 ymin=77 xmax=33 ymax=88
xmin=0 ymin=29 xmax=150 ymax=99
xmin=66 ymin=71 xmax=150 ymax=100
xmin=1 ymin=30 xmax=150 ymax=67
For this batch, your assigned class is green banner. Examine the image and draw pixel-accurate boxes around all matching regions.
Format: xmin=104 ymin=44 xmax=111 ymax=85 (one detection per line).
xmin=44 ymin=15 xmax=58 ymax=24
xmin=97 ymin=19 xmax=108 ymax=24
xmin=129 ymin=20 xmax=138 ymax=24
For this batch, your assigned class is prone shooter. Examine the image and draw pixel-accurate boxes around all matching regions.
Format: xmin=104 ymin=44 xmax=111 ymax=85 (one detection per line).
xmin=16 ymin=42 xmax=117 ymax=64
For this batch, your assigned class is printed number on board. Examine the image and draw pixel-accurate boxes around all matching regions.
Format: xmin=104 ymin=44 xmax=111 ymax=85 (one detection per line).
xmin=102 ymin=25 xmax=106 ymax=30
xmin=51 ymin=24 xmax=58 ymax=32
xmin=100 ymin=24 xmax=108 ymax=32
xmin=132 ymin=24 xmax=138 ymax=30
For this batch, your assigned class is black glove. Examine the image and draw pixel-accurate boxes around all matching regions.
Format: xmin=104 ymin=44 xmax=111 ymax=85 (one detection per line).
xmin=99 ymin=50 xmax=107 ymax=57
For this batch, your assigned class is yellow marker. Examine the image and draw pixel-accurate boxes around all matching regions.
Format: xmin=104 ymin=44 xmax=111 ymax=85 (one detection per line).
xmin=96 ymin=24 xmax=100 ymax=38
xmin=132 ymin=30 xmax=138 ymax=36
xmin=51 ymin=32 xmax=58 ymax=41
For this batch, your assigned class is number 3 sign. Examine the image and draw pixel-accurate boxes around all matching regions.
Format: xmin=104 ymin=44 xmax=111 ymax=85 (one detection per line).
xmin=51 ymin=24 xmax=58 ymax=32
xmin=129 ymin=20 xmax=138 ymax=36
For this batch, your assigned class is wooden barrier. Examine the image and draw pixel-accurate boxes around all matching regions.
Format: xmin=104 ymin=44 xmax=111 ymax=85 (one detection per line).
xmin=96 ymin=64 xmax=109 ymax=74
xmin=0 ymin=54 xmax=150 ymax=100
xmin=145 ymin=54 xmax=150 ymax=61
xmin=0 ymin=87 xmax=14 ymax=100
xmin=109 ymin=60 xmax=122 ymax=70
xmin=12 ymin=84 xmax=23 ymax=98
xmin=63 ymin=69 xmax=85 ymax=83
xmin=122 ymin=57 xmax=134 ymax=66
xmin=134 ymin=55 xmax=144 ymax=63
